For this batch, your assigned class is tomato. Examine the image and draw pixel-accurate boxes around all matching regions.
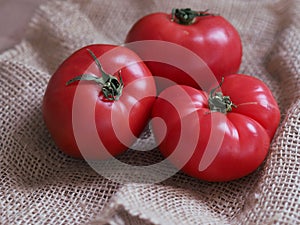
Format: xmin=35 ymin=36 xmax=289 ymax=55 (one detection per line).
xmin=125 ymin=8 xmax=242 ymax=89
xmin=43 ymin=44 xmax=156 ymax=159
xmin=151 ymin=74 xmax=280 ymax=182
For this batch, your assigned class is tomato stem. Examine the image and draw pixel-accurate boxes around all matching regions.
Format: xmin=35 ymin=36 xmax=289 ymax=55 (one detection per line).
xmin=171 ymin=8 xmax=211 ymax=25
xmin=208 ymin=78 xmax=236 ymax=113
xmin=66 ymin=49 xmax=123 ymax=101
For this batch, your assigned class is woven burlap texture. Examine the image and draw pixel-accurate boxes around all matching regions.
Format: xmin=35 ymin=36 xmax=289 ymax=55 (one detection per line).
xmin=1 ymin=0 xmax=299 ymax=224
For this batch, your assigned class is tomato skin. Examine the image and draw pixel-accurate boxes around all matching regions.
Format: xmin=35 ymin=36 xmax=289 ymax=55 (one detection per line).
xmin=151 ymin=74 xmax=280 ymax=182
xmin=219 ymin=74 xmax=280 ymax=139
xmin=125 ymin=11 xmax=242 ymax=88
xmin=43 ymin=44 xmax=156 ymax=159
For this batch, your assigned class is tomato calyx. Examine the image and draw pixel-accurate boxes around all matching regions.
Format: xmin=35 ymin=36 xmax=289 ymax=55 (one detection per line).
xmin=208 ymin=78 xmax=237 ymax=113
xmin=171 ymin=8 xmax=211 ymax=25
xmin=66 ymin=49 xmax=123 ymax=101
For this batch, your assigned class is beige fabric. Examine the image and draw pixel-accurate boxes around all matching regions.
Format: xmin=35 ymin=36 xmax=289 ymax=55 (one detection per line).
xmin=1 ymin=0 xmax=299 ymax=224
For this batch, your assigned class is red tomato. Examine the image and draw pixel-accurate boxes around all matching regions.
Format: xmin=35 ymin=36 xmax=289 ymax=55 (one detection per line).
xmin=125 ymin=8 xmax=242 ymax=89
xmin=151 ymin=74 xmax=280 ymax=182
xmin=43 ymin=44 xmax=156 ymax=159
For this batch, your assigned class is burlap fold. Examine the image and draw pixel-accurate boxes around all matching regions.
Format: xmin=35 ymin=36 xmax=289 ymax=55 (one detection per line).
xmin=1 ymin=0 xmax=299 ymax=224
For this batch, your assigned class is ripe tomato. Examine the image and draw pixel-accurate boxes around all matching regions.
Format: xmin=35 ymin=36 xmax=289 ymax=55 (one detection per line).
xmin=151 ymin=74 xmax=280 ymax=182
xmin=125 ymin=8 xmax=242 ymax=89
xmin=43 ymin=44 xmax=156 ymax=159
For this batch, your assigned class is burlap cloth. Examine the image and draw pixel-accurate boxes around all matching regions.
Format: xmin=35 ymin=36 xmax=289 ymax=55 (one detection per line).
xmin=1 ymin=0 xmax=299 ymax=224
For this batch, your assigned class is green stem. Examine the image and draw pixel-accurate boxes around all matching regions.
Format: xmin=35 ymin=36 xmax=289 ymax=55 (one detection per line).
xmin=66 ymin=49 xmax=123 ymax=101
xmin=171 ymin=8 xmax=211 ymax=25
xmin=208 ymin=78 xmax=237 ymax=114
